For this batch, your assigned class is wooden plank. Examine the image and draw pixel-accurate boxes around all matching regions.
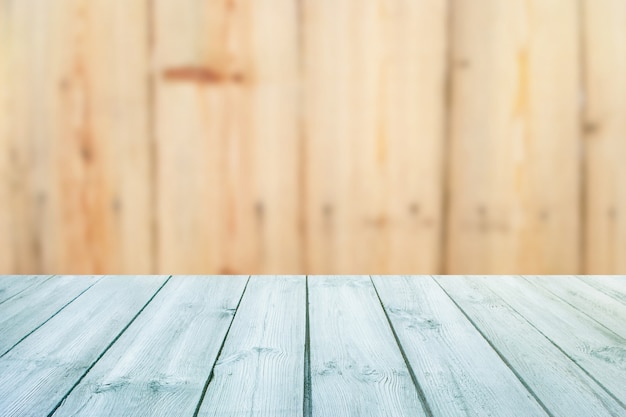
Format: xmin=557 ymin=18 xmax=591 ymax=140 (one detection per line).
xmin=479 ymin=275 xmax=626 ymax=405
xmin=0 ymin=275 xmax=52 ymax=304
xmin=0 ymin=1 xmax=13 ymax=273
xmin=527 ymin=275 xmax=626 ymax=339
xmin=155 ymin=0 xmax=301 ymax=274
xmin=0 ymin=275 xmax=168 ymax=417
xmin=303 ymin=0 xmax=447 ymax=274
xmin=436 ymin=275 xmax=626 ymax=417
xmin=3 ymin=0 xmax=152 ymax=273
xmin=197 ymin=275 xmax=306 ymax=417
xmin=52 ymin=275 xmax=247 ymax=417
xmin=578 ymin=275 xmax=626 ymax=304
xmin=0 ymin=274 xmax=101 ymax=356
xmin=308 ymin=275 xmax=427 ymax=417
xmin=583 ymin=0 xmax=626 ymax=273
xmin=446 ymin=0 xmax=580 ymax=273
xmin=372 ymin=275 xmax=548 ymax=417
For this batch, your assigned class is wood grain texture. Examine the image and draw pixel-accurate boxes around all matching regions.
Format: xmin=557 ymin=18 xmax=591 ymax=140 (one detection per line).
xmin=527 ymin=275 xmax=626 ymax=340
xmin=583 ymin=0 xmax=626 ymax=273
xmin=0 ymin=1 xmax=12 ymax=273
xmin=0 ymin=275 xmax=168 ymax=417
xmin=446 ymin=0 xmax=581 ymax=273
xmin=577 ymin=275 xmax=626 ymax=305
xmin=155 ymin=0 xmax=301 ymax=274
xmin=479 ymin=275 xmax=626 ymax=405
xmin=0 ymin=274 xmax=101 ymax=356
xmin=52 ymin=275 xmax=247 ymax=417
xmin=308 ymin=275 xmax=428 ymax=417
xmin=436 ymin=275 xmax=626 ymax=417
xmin=198 ymin=275 xmax=306 ymax=417
xmin=0 ymin=275 xmax=52 ymax=304
xmin=303 ymin=0 xmax=447 ymax=274
xmin=2 ymin=0 xmax=152 ymax=274
xmin=372 ymin=275 xmax=548 ymax=417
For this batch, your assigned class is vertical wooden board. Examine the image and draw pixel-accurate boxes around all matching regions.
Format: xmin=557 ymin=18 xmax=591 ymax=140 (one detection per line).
xmin=308 ymin=275 xmax=428 ymax=417
xmin=436 ymin=275 xmax=626 ymax=417
xmin=446 ymin=0 xmax=580 ymax=273
xmin=2 ymin=0 xmax=58 ymax=273
xmin=479 ymin=275 xmax=626 ymax=404
xmin=52 ymin=275 xmax=248 ymax=417
xmin=198 ymin=275 xmax=306 ymax=417
xmin=155 ymin=0 xmax=300 ymax=274
xmin=0 ymin=275 xmax=52 ymax=304
xmin=0 ymin=274 xmax=101 ymax=356
xmin=583 ymin=0 xmax=626 ymax=273
xmin=372 ymin=275 xmax=548 ymax=417
xmin=0 ymin=0 xmax=13 ymax=272
xmin=4 ymin=0 xmax=152 ymax=273
xmin=0 ymin=275 xmax=168 ymax=417
xmin=303 ymin=0 xmax=447 ymax=274
xmin=577 ymin=275 xmax=626 ymax=305
xmin=527 ymin=275 xmax=626 ymax=339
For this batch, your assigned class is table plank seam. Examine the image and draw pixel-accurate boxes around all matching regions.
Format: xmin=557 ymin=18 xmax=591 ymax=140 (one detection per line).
xmin=369 ymin=275 xmax=435 ymax=417
xmin=431 ymin=276 xmax=557 ymax=417
xmin=192 ymin=275 xmax=252 ymax=417
xmin=45 ymin=275 xmax=173 ymax=417
xmin=0 ymin=276 xmax=104 ymax=358
xmin=304 ymin=275 xmax=312 ymax=417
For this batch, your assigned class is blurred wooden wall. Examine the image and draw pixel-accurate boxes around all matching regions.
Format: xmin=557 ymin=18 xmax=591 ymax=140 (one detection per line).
xmin=0 ymin=0 xmax=624 ymax=275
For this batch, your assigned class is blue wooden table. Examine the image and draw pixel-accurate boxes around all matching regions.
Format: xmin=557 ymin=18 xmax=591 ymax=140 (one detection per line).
xmin=0 ymin=275 xmax=624 ymax=416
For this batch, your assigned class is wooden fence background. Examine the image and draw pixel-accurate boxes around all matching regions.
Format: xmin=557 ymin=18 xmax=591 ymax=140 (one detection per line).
xmin=0 ymin=0 xmax=624 ymax=275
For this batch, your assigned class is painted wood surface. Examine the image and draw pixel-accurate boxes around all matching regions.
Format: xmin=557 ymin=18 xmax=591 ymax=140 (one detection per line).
xmin=446 ymin=0 xmax=580 ymax=274
xmin=0 ymin=275 xmax=52 ymax=304
xmin=0 ymin=0 xmax=152 ymax=274
xmin=436 ymin=275 xmax=626 ymax=417
xmin=303 ymin=0 xmax=447 ymax=274
xmin=578 ymin=275 xmax=626 ymax=305
xmin=0 ymin=274 xmax=100 ymax=356
xmin=308 ymin=275 xmax=427 ymax=417
xmin=155 ymin=0 xmax=301 ymax=274
xmin=583 ymin=0 xmax=626 ymax=274
xmin=373 ymin=275 xmax=548 ymax=417
xmin=527 ymin=275 xmax=626 ymax=340
xmin=1 ymin=275 xmax=625 ymax=416
xmin=479 ymin=275 xmax=626 ymax=405
xmin=198 ymin=275 xmax=306 ymax=417
xmin=0 ymin=275 xmax=168 ymax=417
xmin=52 ymin=275 xmax=247 ymax=417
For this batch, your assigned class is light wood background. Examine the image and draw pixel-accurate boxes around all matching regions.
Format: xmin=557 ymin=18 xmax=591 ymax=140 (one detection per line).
xmin=0 ymin=0 xmax=624 ymax=274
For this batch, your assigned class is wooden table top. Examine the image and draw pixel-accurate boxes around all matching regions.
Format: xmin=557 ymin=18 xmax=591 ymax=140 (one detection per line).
xmin=0 ymin=275 xmax=624 ymax=417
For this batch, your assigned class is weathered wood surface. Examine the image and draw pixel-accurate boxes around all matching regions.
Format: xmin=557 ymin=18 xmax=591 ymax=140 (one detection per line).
xmin=0 ymin=274 xmax=101 ymax=356
xmin=479 ymin=275 xmax=626 ymax=406
xmin=308 ymin=275 xmax=428 ymax=417
xmin=52 ymin=275 xmax=247 ymax=417
xmin=0 ymin=275 xmax=53 ymax=304
xmin=435 ymin=275 xmax=626 ymax=417
xmin=0 ymin=275 xmax=169 ymax=417
xmin=0 ymin=275 xmax=625 ymax=417
xmin=198 ymin=275 xmax=306 ymax=417
xmin=373 ymin=275 xmax=548 ymax=417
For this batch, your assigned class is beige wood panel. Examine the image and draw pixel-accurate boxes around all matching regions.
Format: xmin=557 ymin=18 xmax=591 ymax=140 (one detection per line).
xmin=446 ymin=0 xmax=581 ymax=273
xmin=1 ymin=0 xmax=152 ymax=273
xmin=155 ymin=0 xmax=301 ymax=274
xmin=303 ymin=0 xmax=448 ymax=274
xmin=583 ymin=0 xmax=626 ymax=273
xmin=0 ymin=1 xmax=13 ymax=272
